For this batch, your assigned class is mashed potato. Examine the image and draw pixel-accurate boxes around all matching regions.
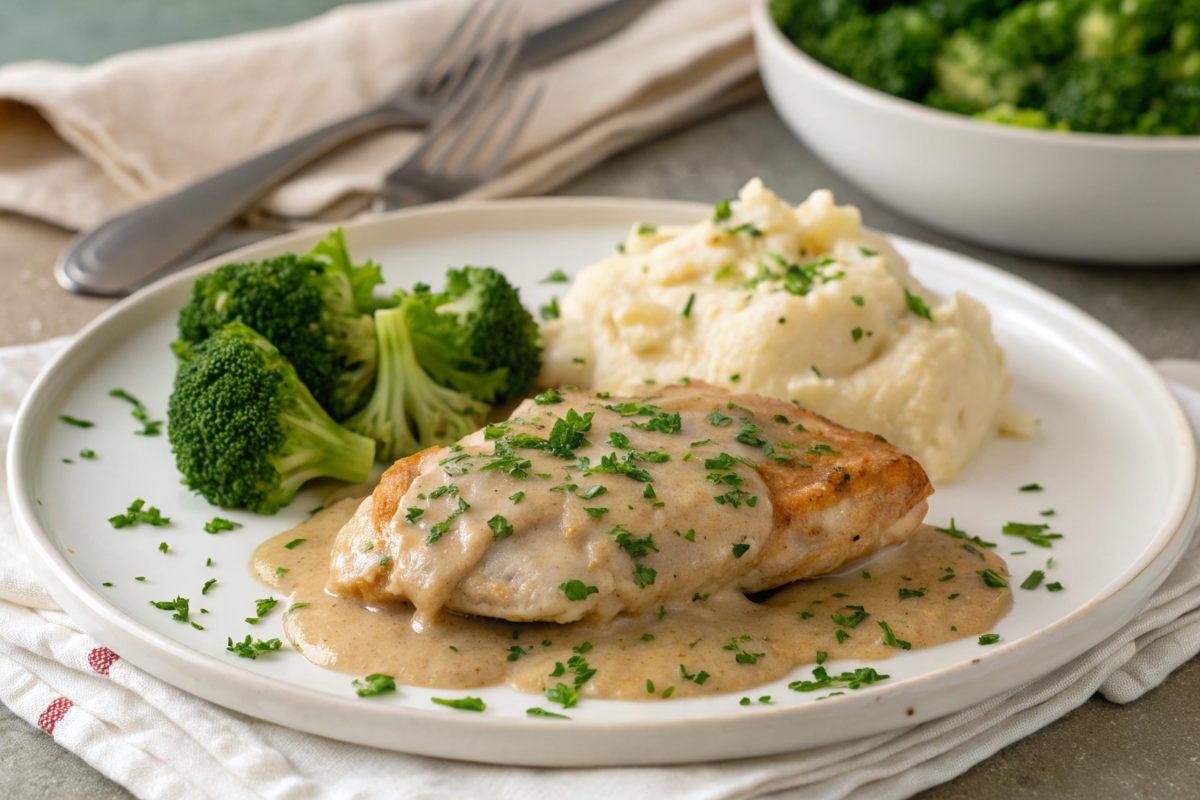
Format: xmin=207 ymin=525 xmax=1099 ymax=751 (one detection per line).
xmin=540 ymin=179 xmax=1033 ymax=482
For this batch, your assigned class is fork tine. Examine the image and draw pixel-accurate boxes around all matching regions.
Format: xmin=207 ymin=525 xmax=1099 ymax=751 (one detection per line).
xmin=398 ymin=32 xmax=520 ymax=170
xmin=475 ymin=82 xmax=543 ymax=180
xmin=402 ymin=0 xmax=488 ymax=96
xmin=423 ymin=0 xmax=513 ymax=105
xmin=429 ymin=82 xmax=518 ymax=176
xmin=420 ymin=34 xmax=524 ymax=173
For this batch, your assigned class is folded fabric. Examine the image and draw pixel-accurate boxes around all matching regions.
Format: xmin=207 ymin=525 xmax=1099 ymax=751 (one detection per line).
xmin=0 ymin=0 xmax=759 ymax=232
xmin=0 ymin=336 xmax=1198 ymax=800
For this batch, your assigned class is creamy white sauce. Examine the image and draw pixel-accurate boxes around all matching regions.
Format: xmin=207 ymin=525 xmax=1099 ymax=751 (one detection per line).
xmin=254 ymin=502 xmax=1011 ymax=700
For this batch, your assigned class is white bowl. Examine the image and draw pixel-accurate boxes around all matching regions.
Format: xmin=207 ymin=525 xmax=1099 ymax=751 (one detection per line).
xmin=751 ymin=0 xmax=1200 ymax=265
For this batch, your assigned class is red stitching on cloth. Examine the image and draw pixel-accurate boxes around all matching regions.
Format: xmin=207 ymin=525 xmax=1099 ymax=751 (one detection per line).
xmin=87 ymin=647 xmax=119 ymax=675
xmin=38 ymin=697 xmax=73 ymax=737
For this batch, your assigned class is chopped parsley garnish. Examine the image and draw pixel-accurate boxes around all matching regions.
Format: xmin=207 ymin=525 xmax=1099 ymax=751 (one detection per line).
xmin=852 ymin=327 xmax=864 ymax=343
xmin=426 ymin=496 xmax=469 ymax=546
xmin=353 ymin=673 xmax=396 ymax=696
xmin=508 ymin=491 xmax=525 ymax=505
xmin=851 ymin=295 xmax=864 ymax=307
xmin=1040 ymin=509 xmax=1055 ymax=517
xmin=108 ymin=499 xmax=170 ymax=529
xmin=540 ymin=269 xmax=569 ymax=283
xmin=79 ymin=449 xmax=96 ymax=459
xmin=405 ymin=507 xmax=425 ymax=523
xmin=540 ymin=297 xmax=560 ymax=320
xmin=681 ymin=292 xmax=696 ymax=318
xmin=831 ymin=605 xmax=869 ymax=628
xmin=203 ymin=517 xmax=238 ymax=534
xmin=835 ymin=630 xmax=849 ymax=644
xmin=507 ymin=646 xmax=527 ymax=662
xmin=692 ymin=593 xmax=710 ymax=602
xmin=630 ymin=411 xmax=682 ymax=434
xmin=283 ymin=538 xmax=306 ymax=550
xmin=935 ymin=518 xmax=996 ymax=548
xmin=878 ymin=621 xmax=911 ymax=650
xmin=1019 ymin=483 xmax=1043 ymax=492
xmin=638 ymin=224 xmax=658 ymax=235
xmin=560 ymin=580 xmax=599 ymax=601
xmin=1002 ymin=522 xmax=1063 ymax=548
xmin=102 ymin=582 xmax=113 ymax=587
xmin=59 ymin=415 xmax=94 ymax=428
xmin=806 ymin=443 xmax=838 ymax=456
xmin=642 ymin=484 xmax=656 ymax=500
xmin=1047 ymin=582 xmax=1064 ymax=592
xmin=109 ymin=389 xmax=162 ymax=436
xmin=191 ymin=622 xmax=205 ymax=631
xmin=244 ymin=596 xmax=278 ymax=625
xmin=274 ymin=568 xmax=289 ymax=577
xmin=905 ymin=289 xmax=933 ymax=321
xmin=526 ymin=707 xmax=569 ymax=719
xmin=707 ymin=408 xmax=732 ymax=427
xmin=978 ymin=633 xmax=1001 ymax=646
xmin=732 ymin=543 xmax=750 ymax=558
xmin=432 ymin=696 xmax=486 ymax=712
xmin=632 ymin=563 xmax=657 ymax=588
xmin=158 ymin=542 xmax=169 ymax=554
xmin=584 ymin=507 xmax=609 ymax=519
xmin=484 ymin=514 xmax=512 ymax=541
xmin=800 ymin=611 xmax=814 ymax=620
xmin=898 ymin=588 xmax=925 ymax=600
xmin=148 ymin=596 xmax=190 ymax=622
xmin=582 ymin=452 xmax=652 ymax=482
xmin=227 ymin=637 xmax=282 ymax=659
xmin=661 ymin=686 xmax=676 ymax=698
xmin=535 ymin=388 xmax=564 ymax=405
xmin=713 ymin=199 xmax=732 ymax=222
xmin=789 ymin=666 xmax=888 ymax=692
xmin=545 ymin=683 xmax=579 ymax=709
xmin=977 ymin=569 xmax=1009 ymax=588
xmin=201 ymin=579 xmax=217 ymax=595
xmin=1020 ymin=570 xmax=1045 ymax=590
xmin=286 ymin=603 xmax=309 ymax=614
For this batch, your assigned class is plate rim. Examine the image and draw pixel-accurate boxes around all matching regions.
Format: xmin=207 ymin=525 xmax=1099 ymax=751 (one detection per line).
xmin=8 ymin=197 xmax=1198 ymax=765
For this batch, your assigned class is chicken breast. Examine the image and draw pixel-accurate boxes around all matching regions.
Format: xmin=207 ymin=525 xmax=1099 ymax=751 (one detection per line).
xmin=328 ymin=384 xmax=931 ymax=627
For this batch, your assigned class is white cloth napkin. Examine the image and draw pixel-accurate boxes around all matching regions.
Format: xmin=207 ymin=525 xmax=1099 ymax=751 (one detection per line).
xmin=0 ymin=0 xmax=759 ymax=232
xmin=1 ymin=337 xmax=1199 ymax=800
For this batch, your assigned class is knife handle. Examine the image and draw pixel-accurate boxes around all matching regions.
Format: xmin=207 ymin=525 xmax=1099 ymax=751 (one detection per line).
xmin=56 ymin=103 xmax=422 ymax=296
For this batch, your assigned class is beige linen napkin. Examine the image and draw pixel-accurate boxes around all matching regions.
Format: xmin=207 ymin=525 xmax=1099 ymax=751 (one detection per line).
xmin=0 ymin=0 xmax=759 ymax=232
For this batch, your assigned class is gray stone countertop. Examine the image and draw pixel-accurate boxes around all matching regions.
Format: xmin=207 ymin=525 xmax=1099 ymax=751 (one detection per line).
xmin=2 ymin=4 xmax=1200 ymax=798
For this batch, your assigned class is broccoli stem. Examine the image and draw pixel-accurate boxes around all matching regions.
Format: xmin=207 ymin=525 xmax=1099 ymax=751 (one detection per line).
xmin=272 ymin=370 xmax=376 ymax=496
xmin=348 ymin=303 xmax=486 ymax=461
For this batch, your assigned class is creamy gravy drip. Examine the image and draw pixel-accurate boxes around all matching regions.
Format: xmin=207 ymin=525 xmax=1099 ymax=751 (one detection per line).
xmin=254 ymin=501 xmax=1011 ymax=700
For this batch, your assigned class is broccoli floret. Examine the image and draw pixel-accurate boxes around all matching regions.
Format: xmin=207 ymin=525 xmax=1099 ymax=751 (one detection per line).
xmin=819 ymin=7 xmax=943 ymax=101
xmin=346 ymin=303 xmax=487 ymax=462
xmin=174 ymin=229 xmax=381 ymax=420
xmin=1042 ymin=55 xmax=1161 ymax=132
xmin=168 ymin=322 xmax=375 ymax=514
xmin=921 ymin=0 xmax=1018 ymax=30
xmin=990 ymin=0 xmax=1082 ymax=66
xmin=771 ymin=0 xmax=867 ymax=53
xmin=406 ymin=266 xmax=541 ymax=404
xmin=928 ymin=29 xmax=1041 ymax=111
xmin=973 ymin=101 xmax=1060 ymax=128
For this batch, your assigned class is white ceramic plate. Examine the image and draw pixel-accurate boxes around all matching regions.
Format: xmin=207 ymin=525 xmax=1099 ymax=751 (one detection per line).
xmin=9 ymin=199 xmax=1198 ymax=767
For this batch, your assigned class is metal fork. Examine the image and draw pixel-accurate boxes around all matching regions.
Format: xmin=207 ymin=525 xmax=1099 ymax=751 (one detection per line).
xmin=380 ymin=76 xmax=544 ymax=210
xmin=55 ymin=0 xmax=516 ymax=296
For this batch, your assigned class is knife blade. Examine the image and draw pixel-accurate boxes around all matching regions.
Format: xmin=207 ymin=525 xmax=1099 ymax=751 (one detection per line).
xmin=516 ymin=0 xmax=660 ymax=70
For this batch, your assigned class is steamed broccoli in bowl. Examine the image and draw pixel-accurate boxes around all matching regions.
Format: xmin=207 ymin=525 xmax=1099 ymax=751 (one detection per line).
xmin=772 ymin=0 xmax=1200 ymax=135
xmin=167 ymin=322 xmax=377 ymax=514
